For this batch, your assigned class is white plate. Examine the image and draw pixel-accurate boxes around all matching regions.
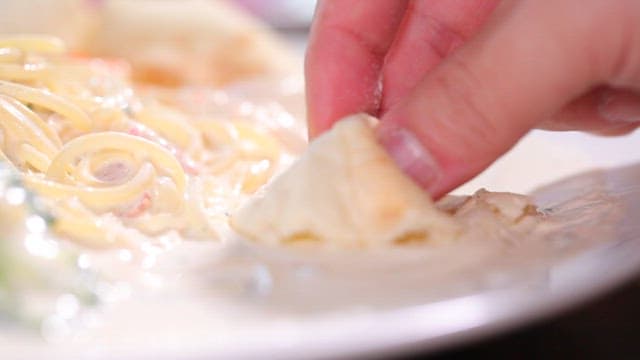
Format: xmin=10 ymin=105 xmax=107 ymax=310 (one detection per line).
xmin=2 ymin=132 xmax=640 ymax=360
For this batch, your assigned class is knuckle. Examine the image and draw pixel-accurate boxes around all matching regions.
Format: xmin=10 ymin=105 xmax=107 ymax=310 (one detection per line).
xmin=427 ymin=54 xmax=507 ymax=158
xmin=330 ymin=23 xmax=388 ymax=60
xmin=410 ymin=3 xmax=466 ymax=60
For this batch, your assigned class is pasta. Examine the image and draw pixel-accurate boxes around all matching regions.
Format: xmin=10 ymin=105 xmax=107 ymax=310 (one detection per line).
xmin=0 ymin=35 xmax=294 ymax=247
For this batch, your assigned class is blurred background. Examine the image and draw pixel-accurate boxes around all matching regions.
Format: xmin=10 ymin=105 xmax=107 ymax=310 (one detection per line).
xmin=234 ymin=0 xmax=316 ymax=53
xmin=233 ymin=0 xmax=316 ymax=31
xmin=0 ymin=0 xmax=316 ymax=87
xmin=0 ymin=0 xmax=317 ymax=54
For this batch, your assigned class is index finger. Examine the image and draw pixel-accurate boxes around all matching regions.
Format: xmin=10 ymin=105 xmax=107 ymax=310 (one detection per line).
xmin=305 ymin=0 xmax=407 ymax=138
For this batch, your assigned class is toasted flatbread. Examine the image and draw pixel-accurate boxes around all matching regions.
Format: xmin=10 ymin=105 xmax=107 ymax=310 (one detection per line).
xmin=231 ymin=114 xmax=461 ymax=248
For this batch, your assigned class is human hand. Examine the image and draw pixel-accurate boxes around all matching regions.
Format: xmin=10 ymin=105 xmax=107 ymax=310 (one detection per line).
xmin=305 ymin=0 xmax=640 ymax=198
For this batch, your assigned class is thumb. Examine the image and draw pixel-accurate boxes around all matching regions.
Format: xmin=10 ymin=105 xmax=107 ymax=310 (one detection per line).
xmin=377 ymin=0 xmax=638 ymax=198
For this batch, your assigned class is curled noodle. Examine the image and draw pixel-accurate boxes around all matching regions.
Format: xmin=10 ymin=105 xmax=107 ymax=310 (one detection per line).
xmin=0 ymin=35 xmax=294 ymax=247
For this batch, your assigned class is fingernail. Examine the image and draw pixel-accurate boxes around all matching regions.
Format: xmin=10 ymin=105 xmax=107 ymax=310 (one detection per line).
xmin=376 ymin=121 xmax=442 ymax=193
xmin=598 ymin=91 xmax=640 ymax=123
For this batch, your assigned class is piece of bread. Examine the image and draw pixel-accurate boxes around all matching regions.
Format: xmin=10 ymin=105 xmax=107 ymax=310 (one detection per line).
xmin=85 ymin=0 xmax=298 ymax=86
xmin=230 ymin=114 xmax=461 ymax=248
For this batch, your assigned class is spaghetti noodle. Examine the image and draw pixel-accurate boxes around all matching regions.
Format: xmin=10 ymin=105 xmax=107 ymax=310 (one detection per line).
xmin=0 ymin=35 xmax=293 ymax=247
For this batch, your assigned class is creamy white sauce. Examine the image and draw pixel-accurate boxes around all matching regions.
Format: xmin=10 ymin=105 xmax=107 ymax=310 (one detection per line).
xmin=0 ymin=172 xmax=625 ymax=358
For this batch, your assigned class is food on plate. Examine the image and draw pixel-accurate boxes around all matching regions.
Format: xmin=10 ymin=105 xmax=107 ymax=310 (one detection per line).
xmin=0 ymin=35 xmax=540 ymax=254
xmin=0 ymin=35 xmax=296 ymax=248
xmin=231 ymin=114 xmax=540 ymax=248
xmin=0 ymin=24 xmax=541 ymax=347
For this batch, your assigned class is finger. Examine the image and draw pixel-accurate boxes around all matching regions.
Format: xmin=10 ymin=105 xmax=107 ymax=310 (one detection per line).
xmin=305 ymin=0 xmax=408 ymax=138
xmin=591 ymin=124 xmax=639 ymax=137
xmin=381 ymin=0 xmax=500 ymax=112
xmin=539 ymin=87 xmax=640 ymax=133
xmin=377 ymin=0 xmax=640 ymax=198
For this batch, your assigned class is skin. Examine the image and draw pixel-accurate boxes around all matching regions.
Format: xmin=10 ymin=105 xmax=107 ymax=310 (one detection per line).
xmin=306 ymin=0 xmax=640 ymax=198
